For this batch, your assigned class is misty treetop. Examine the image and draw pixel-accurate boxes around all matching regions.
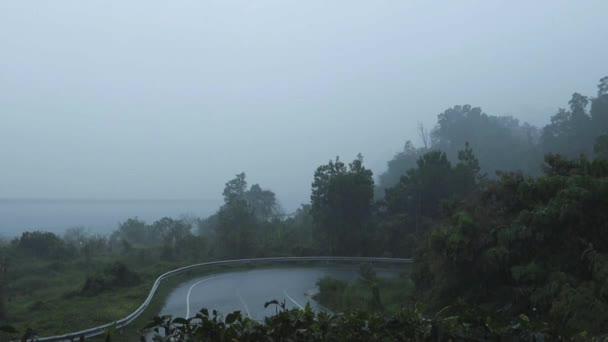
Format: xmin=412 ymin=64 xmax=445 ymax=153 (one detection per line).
xmin=384 ymin=144 xmax=481 ymax=224
xmin=221 ymin=172 xmax=282 ymax=220
xmin=212 ymin=172 xmax=311 ymax=258
xmin=376 ymin=140 xmax=424 ymax=194
xmin=378 ymin=76 xmax=608 ymax=192
xmin=378 ymin=106 xmax=541 ymax=192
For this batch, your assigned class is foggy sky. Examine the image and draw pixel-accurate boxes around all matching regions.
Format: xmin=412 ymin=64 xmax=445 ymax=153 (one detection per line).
xmin=1 ymin=1 xmax=607 ymax=211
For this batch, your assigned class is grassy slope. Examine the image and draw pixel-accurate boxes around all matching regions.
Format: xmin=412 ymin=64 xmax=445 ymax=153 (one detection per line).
xmin=6 ymin=249 xmax=199 ymax=336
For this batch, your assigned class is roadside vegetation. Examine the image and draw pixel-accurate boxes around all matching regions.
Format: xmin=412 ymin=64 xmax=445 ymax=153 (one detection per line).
xmin=1 ymin=76 xmax=608 ymax=340
xmin=0 ymin=232 xmax=203 ymax=336
xmin=313 ymin=264 xmax=414 ymax=314
xmin=139 ymin=301 xmax=584 ymax=341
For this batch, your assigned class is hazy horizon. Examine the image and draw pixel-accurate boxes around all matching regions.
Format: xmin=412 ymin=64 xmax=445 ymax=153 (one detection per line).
xmin=2 ymin=1 xmax=607 ymax=212
xmin=0 ymin=197 xmax=223 ymax=238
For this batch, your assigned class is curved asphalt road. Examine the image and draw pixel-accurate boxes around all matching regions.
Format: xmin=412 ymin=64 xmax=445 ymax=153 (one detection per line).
xmin=160 ymin=267 xmax=399 ymax=320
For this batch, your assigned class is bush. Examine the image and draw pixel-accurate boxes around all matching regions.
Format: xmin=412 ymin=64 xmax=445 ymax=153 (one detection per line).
xmin=17 ymin=231 xmax=72 ymax=259
xmin=314 ymin=276 xmax=347 ymax=309
xmin=315 ymin=274 xmax=413 ymax=314
xmin=80 ymin=262 xmax=140 ymax=296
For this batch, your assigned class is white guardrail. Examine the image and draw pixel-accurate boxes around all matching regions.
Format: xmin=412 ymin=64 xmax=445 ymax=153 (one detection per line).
xmin=30 ymin=256 xmax=412 ymax=341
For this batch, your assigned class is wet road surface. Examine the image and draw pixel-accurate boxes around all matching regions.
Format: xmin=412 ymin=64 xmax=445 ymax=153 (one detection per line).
xmin=160 ymin=266 xmax=397 ymax=320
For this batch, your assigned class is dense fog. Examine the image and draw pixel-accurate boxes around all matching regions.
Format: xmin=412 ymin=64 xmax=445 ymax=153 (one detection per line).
xmin=1 ymin=1 xmax=607 ymax=212
xmin=2 ymin=2 xmax=608 ymax=340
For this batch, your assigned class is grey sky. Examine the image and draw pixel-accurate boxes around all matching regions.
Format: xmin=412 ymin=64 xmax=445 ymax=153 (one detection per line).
xmin=1 ymin=1 xmax=607 ymax=211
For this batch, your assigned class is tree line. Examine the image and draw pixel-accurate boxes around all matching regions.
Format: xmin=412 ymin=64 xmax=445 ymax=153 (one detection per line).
xmin=1 ymin=76 xmax=607 ymax=338
xmin=192 ymin=75 xmax=608 ymax=335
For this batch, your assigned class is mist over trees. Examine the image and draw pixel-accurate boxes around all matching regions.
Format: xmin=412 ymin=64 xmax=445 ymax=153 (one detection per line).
xmin=378 ymin=107 xmax=542 ymax=193
xmin=2 ymin=76 xmax=608 ymax=339
xmin=303 ymin=76 xmax=608 ymax=336
xmin=433 ymin=105 xmax=542 ymax=176
xmin=376 ymin=141 xmax=425 ymax=194
xmin=378 ymin=77 xmax=608 ymax=198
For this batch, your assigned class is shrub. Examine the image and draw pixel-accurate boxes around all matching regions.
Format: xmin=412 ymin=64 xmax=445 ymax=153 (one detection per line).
xmin=80 ymin=262 xmax=140 ymax=296
xmin=314 ymin=276 xmax=347 ymax=309
xmin=17 ymin=231 xmax=72 ymax=259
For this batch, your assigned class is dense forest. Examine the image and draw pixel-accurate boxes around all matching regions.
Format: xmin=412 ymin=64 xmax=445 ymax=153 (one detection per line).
xmin=1 ymin=76 xmax=608 ymax=340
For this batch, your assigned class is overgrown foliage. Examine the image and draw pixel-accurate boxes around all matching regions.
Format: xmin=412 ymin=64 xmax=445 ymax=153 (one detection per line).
xmin=413 ymin=154 xmax=608 ymax=336
xmin=80 ymin=262 xmax=141 ymax=296
xmin=314 ymin=265 xmax=414 ymax=314
xmin=142 ymin=301 xmax=562 ymax=342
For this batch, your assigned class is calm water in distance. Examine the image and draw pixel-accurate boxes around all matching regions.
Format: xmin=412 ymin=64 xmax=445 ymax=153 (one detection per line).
xmin=0 ymin=198 xmax=222 ymax=238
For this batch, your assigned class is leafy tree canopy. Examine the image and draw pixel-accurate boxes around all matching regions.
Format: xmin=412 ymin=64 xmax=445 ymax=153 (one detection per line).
xmin=311 ymin=154 xmax=374 ymax=255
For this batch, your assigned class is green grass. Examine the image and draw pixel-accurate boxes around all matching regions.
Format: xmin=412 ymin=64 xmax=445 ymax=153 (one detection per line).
xmin=5 ymin=249 xmax=202 ymax=337
xmin=314 ymin=272 xmax=415 ymax=314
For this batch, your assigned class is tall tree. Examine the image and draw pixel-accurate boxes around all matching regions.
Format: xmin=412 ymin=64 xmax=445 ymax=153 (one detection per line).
xmin=591 ymin=76 xmax=608 ymax=140
xmin=221 ymin=173 xmax=279 ymax=220
xmin=598 ymin=76 xmax=608 ymax=97
xmin=541 ymin=93 xmax=594 ymax=158
xmin=244 ymin=184 xmax=279 ymax=221
xmin=222 ymin=172 xmax=247 ymax=203
xmin=311 ymin=154 xmax=374 ymax=255
xmin=215 ymin=173 xmax=258 ymax=257
xmin=385 ymin=144 xmax=481 ymax=217
xmin=385 ymin=150 xmax=454 ymax=219
xmin=0 ymin=255 xmax=7 ymax=321
xmin=432 ymin=105 xmax=541 ymax=176
xmin=379 ymin=144 xmax=482 ymax=257
xmin=216 ymin=198 xmax=257 ymax=258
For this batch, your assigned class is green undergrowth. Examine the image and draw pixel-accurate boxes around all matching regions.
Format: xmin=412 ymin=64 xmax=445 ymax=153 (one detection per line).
xmin=314 ymin=272 xmax=414 ymax=314
xmin=5 ymin=249 xmax=201 ymax=337
xmin=137 ymin=301 xmax=568 ymax=342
